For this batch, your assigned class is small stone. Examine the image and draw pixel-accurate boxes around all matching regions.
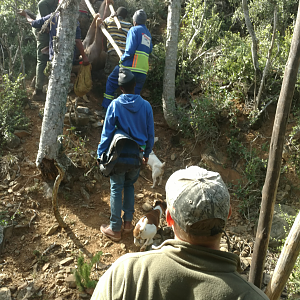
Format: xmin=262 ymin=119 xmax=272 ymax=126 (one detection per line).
xmin=103 ymin=241 xmax=112 ymax=248
xmin=170 ymin=153 xmax=176 ymax=161
xmin=46 ymin=224 xmax=59 ymax=236
xmin=14 ymin=130 xmax=31 ymax=138
xmin=79 ymin=293 xmax=90 ymax=299
xmin=142 ymin=202 xmax=152 ymax=212
xmin=65 ymin=267 xmax=74 ymax=274
xmin=0 ymin=287 xmax=11 ymax=300
xmin=96 ymin=262 xmax=108 ymax=270
xmin=42 ymin=263 xmax=50 ymax=272
xmin=92 ymin=122 xmax=103 ymax=128
xmin=136 ymin=193 xmax=144 ymax=199
xmin=80 ymin=187 xmax=90 ymax=201
xmin=65 ymin=274 xmax=77 ymax=288
xmin=102 ymin=252 xmax=112 ymax=257
xmin=120 ymin=243 xmax=126 ymax=251
xmin=77 ymin=106 xmax=90 ymax=115
xmin=263 ymin=273 xmax=271 ymax=285
xmin=56 ymin=274 xmax=65 ymax=280
xmin=59 ymin=257 xmax=74 ymax=266
xmin=15 ymin=250 xmax=20 ymax=256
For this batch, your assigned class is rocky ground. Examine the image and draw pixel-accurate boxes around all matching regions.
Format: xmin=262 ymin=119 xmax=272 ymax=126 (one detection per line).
xmin=0 ymin=84 xmax=300 ymax=300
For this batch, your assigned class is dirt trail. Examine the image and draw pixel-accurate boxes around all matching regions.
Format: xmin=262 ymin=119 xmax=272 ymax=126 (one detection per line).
xmin=2 ymin=83 xmax=299 ymax=299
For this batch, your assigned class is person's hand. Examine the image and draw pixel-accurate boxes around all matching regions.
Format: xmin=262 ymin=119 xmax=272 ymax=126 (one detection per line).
xmin=143 ymin=157 xmax=148 ymax=165
xmin=17 ymin=9 xmax=27 ymax=17
xmin=96 ymin=17 xmax=103 ymax=25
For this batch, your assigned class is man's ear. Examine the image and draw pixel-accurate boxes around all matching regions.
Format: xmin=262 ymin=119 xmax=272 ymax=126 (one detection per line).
xmin=166 ymin=209 xmax=174 ymax=227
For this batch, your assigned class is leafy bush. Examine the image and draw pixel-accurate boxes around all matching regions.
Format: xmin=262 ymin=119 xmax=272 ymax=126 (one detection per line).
xmin=0 ymin=74 xmax=29 ymax=149
xmin=146 ymin=43 xmax=165 ymax=105
xmin=115 ymin=0 xmax=167 ymax=32
xmin=177 ymin=0 xmax=222 ymax=93
xmin=228 ymin=133 xmax=268 ymax=219
xmin=74 ymin=252 xmax=102 ymax=291
xmin=178 ymin=95 xmax=220 ymax=142
xmin=0 ymin=8 xmax=37 ymax=77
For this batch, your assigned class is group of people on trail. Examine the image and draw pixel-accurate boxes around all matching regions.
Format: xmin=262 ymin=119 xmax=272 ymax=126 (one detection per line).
xmin=94 ymin=8 xmax=268 ymax=299
xmin=18 ymin=0 xmax=89 ymax=101
xmin=22 ymin=1 xmax=270 ymax=299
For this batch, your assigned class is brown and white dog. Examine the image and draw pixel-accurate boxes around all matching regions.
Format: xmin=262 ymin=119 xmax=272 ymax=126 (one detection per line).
xmin=133 ymin=200 xmax=167 ymax=251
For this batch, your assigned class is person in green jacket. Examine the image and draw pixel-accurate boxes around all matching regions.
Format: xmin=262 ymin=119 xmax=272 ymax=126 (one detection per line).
xmin=91 ymin=166 xmax=270 ymax=300
xmin=32 ymin=0 xmax=58 ymax=101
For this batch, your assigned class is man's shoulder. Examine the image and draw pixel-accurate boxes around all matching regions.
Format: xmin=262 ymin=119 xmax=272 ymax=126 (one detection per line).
xmin=104 ymin=16 xmax=114 ymax=24
xmin=120 ymin=20 xmax=132 ymax=26
xmin=232 ymin=274 xmax=269 ymax=299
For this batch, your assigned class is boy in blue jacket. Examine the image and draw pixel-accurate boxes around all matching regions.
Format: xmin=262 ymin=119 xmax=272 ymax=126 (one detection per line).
xmin=100 ymin=9 xmax=153 ymax=117
xmin=97 ymin=68 xmax=155 ymax=241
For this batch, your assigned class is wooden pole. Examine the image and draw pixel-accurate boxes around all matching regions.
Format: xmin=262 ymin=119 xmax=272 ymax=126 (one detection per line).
xmin=109 ymin=4 xmax=121 ymax=30
xmin=83 ymin=0 xmax=122 ymax=58
xmin=248 ymin=1 xmax=300 ymax=288
xmin=265 ymin=211 xmax=300 ymax=300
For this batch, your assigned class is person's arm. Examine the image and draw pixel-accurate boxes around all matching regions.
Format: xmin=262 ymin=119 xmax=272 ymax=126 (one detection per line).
xmin=75 ymin=39 xmax=89 ymax=65
xmin=121 ymin=28 xmax=137 ymax=62
xmin=75 ymin=23 xmax=89 ymax=65
xmin=97 ymin=104 xmax=117 ymax=159
xmin=17 ymin=10 xmax=34 ymax=24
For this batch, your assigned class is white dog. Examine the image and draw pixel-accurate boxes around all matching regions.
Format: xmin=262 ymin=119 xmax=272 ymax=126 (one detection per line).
xmin=147 ymin=151 xmax=165 ymax=188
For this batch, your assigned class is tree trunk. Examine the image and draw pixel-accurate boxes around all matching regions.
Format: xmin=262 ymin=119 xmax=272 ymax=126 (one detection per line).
xmin=249 ymin=1 xmax=300 ymax=288
xmin=242 ymin=0 xmax=259 ymax=72
xmin=255 ymin=6 xmax=277 ymax=110
xmin=242 ymin=0 xmax=260 ymax=106
xmin=36 ymin=0 xmax=80 ymax=179
xmin=162 ymin=0 xmax=181 ymax=130
xmin=265 ymin=211 xmax=300 ymax=300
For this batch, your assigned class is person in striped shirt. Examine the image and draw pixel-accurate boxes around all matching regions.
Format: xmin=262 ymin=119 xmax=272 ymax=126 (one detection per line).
xmin=103 ymin=7 xmax=132 ymax=76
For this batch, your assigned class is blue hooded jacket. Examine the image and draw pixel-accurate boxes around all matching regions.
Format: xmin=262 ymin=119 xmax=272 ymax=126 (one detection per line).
xmin=97 ymin=94 xmax=155 ymax=159
xmin=120 ymin=25 xmax=153 ymax=74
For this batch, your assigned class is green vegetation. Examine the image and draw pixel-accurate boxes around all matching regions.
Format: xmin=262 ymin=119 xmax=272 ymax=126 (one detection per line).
xmin=276 ymin=210 xmax=300 ymax=298
xmin=0 ymin=75 xmax=29 ymax=151
xmin=146 ymin=43 xmax=165 ymax=104
xmin=0 ymin=0 xmax=37 ymax=77
xmin=74 ymin=252 xmax=102 ymax=292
